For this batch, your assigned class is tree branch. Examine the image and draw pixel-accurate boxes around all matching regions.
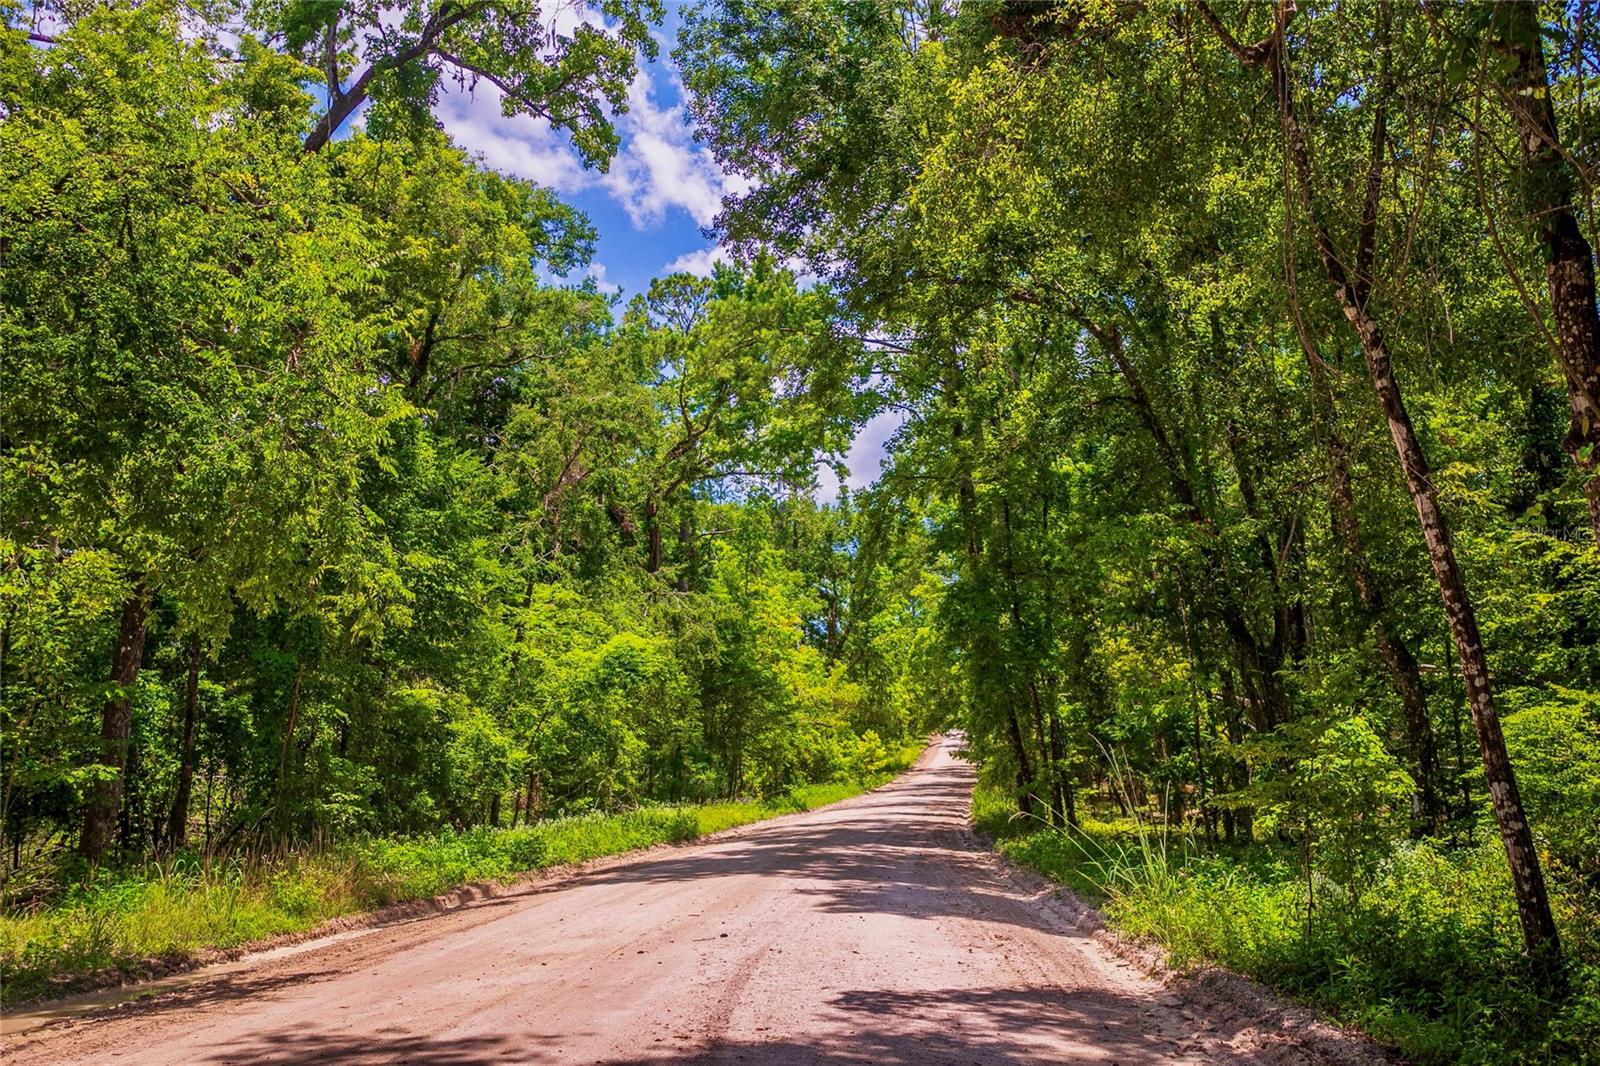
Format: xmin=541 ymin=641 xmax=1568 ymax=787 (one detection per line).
xmin=1193 ymin=0 xmax=1283 ymax=68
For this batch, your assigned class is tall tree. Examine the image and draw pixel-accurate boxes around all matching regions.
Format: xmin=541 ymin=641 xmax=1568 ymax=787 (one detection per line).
xmin=2 ymin=9 xmax=408 ymax=860
xmin=1195 ymin=0 xmax=1560 ymax=972
xmin=1486 ymin=2 xmax=1600 ymax=545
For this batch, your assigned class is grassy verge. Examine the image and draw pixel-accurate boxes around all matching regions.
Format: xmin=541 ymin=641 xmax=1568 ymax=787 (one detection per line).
xmin=973 ymin=783 xmax=1600 ymax=1065
xmin=0 ymin=745 xmax=923 ymax=1007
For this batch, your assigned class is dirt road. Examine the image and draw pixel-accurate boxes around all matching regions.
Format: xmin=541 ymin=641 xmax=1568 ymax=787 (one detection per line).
xmin=4 ymin=736 xmax=1361 ymax=1065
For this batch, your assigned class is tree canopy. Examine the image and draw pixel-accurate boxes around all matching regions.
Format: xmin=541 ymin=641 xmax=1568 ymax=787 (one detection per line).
xmin=4 ymin=1 xmax=1600 ymax=1058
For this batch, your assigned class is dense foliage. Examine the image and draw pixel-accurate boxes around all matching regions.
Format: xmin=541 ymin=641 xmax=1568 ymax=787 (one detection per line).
xmin=5 ymin=0 xmax=1600 ymax=1059
xmin=1 ymin=4 xmax=924 ymax=894
xmin=676 ymin=0 xmax=1600 ymax=1059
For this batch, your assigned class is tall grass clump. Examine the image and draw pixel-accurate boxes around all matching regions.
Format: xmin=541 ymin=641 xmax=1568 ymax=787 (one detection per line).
xmin=975 ymin=778 xmax=1599 ymax=1064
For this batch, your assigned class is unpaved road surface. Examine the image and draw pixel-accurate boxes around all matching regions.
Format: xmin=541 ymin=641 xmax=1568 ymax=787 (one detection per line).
xmin=4 ymin=736 xmax=1359 ymax=1065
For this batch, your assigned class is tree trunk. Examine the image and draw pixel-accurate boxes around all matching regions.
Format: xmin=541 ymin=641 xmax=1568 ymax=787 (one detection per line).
xmin=273 ymin=662 xmax=306 ymax=836
xmin=118 ymin=721 xmax=141 ymax=855
xmin=165 ymin=638 xmax=202 ymax=852
xmin=80 ymin=587 xmax=149 ymax=865
xmin=1221 ymin=668 xmax=1253 ymax=843
xmin=1045 ymin=696 xmax=1074 ymax=828
xmin=1496 ymin=3 xmax=1600 ymax=544
xmin=1236 ymin=7 xmax=1563 ymax=971
xmin=999 ymin=496 xmax=1055 ymax=822
xmin=1295 ymin=328 xmax=1444 ymax=829
xmin=303 ymin=90 xmax=365 ymax=153
xmin=826 ymin=593 xmax=839 ymax=658
xmin=1035 ymin=494 xmax=1075 ymax=828
xmin=1096 ymin=326 xmax=1291 ymax=726
xmin=1026 ymin=680 xmax=1059 ymax=827
xmin=1004 ymin=703 xmax=1037 ymax=819
xmin=677 ymin=510 xmax=693 ymax=593
xmin=1224 ymin=417 xmax=1305 ymax=675
xmin=1347 ymin=291 xmax=1560 ymax=968
xmin=645 ymin=498 xmax=663 ymax=573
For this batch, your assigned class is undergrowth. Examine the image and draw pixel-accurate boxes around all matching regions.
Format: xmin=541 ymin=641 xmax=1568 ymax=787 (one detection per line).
xmin=0 ymin=746 xmax=921 ymax=1007
xmin=973 ymin=782 xmax=1600 ymax=1065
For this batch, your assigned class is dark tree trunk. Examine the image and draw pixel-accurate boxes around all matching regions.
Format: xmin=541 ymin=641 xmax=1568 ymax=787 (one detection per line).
xmin=1094 ymin=326 xmax=1291 ymax=727
xmin=525 ymin=769 xmax=541 ymax=824
xmin=1221 ymin=668 xmax=1252 ymax=843
xmin=677 ymin=511 xmax=693 ymax=593
xmin=1045 ymin=690 xmax=1074 ymax=828
xmin=80 ymin=587 xmax=149 ymax=865
xmin=1496 ymin=4 xmax=1600 ymax=545
xmin=1176 ymin=583 xmax=1214 ymax=843
xmin=273 ymin=662 xmax=306 ymax=836
xmin=1206 ymin=4 xmax=1563 ymax=970
xmin=1341 ymin=273 xmax=1561 ymax=969
xmin=1035 ymin=495 xmax=1075 ymax=828
xmin=1292 ymin=285 xmax=1444 ymax=827
xmin=1004 ymin=703 xmax=1037 ymax=819
xmin=999 ymin=497 xmax=1055 ymax=822
xmin=118 ymin=725 xmax=141 ymax=855
xmin=1025 ymin=680 xmax=1059 ymax=827
xmin=645 ymin=498 xmax=663 ymax=574
xmin=304 ymin=90 xmax=366 ymax=153
xmin=165 ymin=638 xmax=202 ymax=852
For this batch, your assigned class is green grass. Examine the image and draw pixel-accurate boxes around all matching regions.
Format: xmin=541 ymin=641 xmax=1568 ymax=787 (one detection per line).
xmin=974 ymin=782 xmax=1600 ymax=1065
xmin=0 ymin=746 xmax=923 ymax=1007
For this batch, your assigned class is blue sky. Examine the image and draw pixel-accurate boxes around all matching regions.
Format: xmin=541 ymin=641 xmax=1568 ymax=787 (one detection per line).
xmin=433 ymin=6 xmax=733 ymax=298
xmin=430 ymin=5 xmax=899 ymax=499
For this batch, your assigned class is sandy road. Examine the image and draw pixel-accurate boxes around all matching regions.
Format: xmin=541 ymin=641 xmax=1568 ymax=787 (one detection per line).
xmin=3 ymin=736 xmax=1335 ymax=1065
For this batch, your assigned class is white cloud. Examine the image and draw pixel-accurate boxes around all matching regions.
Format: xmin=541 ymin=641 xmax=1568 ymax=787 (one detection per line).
xmin=662 ymin=246 xmax=729 ymax=277
xmin=599 ymin=65 xmax=749 ymax=229
xmin=435 ymin=42 xmax=749 ymax=234
xmin=435 ymin=85 xmax=591 ymax=193
xmin=816 ymin=410 xmax=905 ymax=503
xmin=584 ymin=262 xmax=620 ymax=294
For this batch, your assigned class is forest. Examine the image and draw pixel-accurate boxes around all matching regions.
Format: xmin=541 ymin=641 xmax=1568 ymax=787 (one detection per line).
xmin=3 ymin=0 xmax=1600 ymax=1061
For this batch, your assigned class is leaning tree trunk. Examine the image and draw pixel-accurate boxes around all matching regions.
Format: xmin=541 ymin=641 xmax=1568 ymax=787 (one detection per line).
xmin=1198 ymin=3 xmax=1563 ymax=971
xmin=1093 ymin=323 xmax=1292 ymax=727
xmin=1337 ymin=289 xmax=1559 ymax=969
xmin=81 ymin=586 xmax=149 ymax=865
xmin=1496 ymin=3 xmax=1600 ymax=545
xmin=1267 ymin=0 xmax=1443 ymax=831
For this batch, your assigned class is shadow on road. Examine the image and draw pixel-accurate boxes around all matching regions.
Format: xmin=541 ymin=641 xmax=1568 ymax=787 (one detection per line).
xmin=208 ymin=984 xmax=1186 ymax=1064
xmin=570 ymin=760 xmax=1074 ymax=942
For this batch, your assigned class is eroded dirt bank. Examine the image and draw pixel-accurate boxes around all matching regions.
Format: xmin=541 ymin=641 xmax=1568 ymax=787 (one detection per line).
xmin=3 ymin=736 xmax=1385 ymax=1065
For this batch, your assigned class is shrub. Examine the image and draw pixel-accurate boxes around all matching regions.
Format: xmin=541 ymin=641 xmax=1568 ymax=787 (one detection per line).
xmin=976 ymin=781 xmax=1599 ymax=1064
